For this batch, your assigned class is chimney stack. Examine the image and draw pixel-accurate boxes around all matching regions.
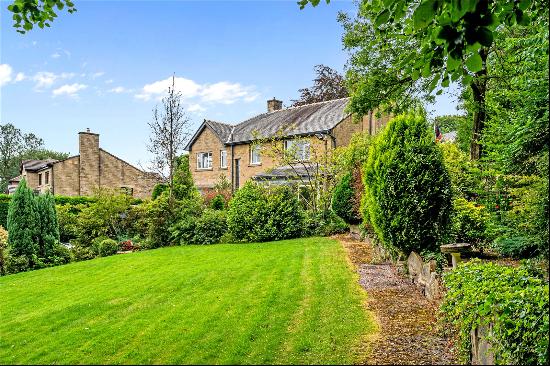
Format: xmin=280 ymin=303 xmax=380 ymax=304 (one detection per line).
xmin=267 ymin=98 xmax=283 ymax=112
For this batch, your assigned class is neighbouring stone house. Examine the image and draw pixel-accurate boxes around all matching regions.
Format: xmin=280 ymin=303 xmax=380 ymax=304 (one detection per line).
xmin=185 ymin=97 xmax=390 ymax=192
xmin=9 ymin=130 xmax=160 ymax=199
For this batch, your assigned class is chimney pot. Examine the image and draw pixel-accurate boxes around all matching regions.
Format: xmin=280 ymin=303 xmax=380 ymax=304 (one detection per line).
xmin=267 ymin=98 xmax=283 ymax=112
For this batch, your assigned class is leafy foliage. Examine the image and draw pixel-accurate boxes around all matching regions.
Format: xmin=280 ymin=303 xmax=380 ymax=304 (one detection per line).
xmin=450 ymin=198 xmax=490 ymax=248
xmin=363 ymin=114 xmax=452 ymax=257
xmin=75 ymin=189 xmax=134 ymax=246
xmin=493 ymin=236 xmax=538 ymax=259
xmin=209 ymin=194 xmax=226 ymax=210
xmin=441 ymin=260 xmax=549 ymax=365
xmin=98 ymin=239 xmax=118 ymax=257
xmin=7 ymin=0 xmax=77 ymax=33
xmin=170 ymin=209 xmax=227 ymax=245
xmin=151 ymin=183 xmax=168 ymax=200
xmin=291 ymin=64 xmax=348 ymax=107
xmin=0 ymin=226 xmax=8 ymax=275
xmin=0 ymin=194 xmax=9 ymax=228
xmin=303 ymin=209 xmax=348 ymax=237
xmin=332 ymin=172 xmax=361 ymax=225
xmin=227 ymin=182 xmax=304 ymax=243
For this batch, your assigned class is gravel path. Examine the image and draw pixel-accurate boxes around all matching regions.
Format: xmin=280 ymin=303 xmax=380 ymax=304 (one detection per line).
xmin=337 ymin=235 xmax=457 ymax=365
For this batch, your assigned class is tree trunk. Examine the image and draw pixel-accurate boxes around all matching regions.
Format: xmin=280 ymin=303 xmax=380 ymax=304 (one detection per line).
xmin=470 ymin=48 xmax=489 ymax=161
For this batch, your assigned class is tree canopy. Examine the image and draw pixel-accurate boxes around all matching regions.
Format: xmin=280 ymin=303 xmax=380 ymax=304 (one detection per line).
xmin=291 ymin=64 xmax=348 ymax=107
xmin=7 ymin=0 xmax=76 ymax=34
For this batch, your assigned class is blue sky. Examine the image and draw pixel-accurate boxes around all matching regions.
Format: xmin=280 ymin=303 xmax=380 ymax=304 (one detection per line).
xmin=0 ymin=0 xmax=460 ymax=166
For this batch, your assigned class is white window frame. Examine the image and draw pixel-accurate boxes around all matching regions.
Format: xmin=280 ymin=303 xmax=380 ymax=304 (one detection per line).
xmin=197 ymin=152 xmax=213 ymax=170
xmin=284 ymin=139 xmax=311 ymax=161
xmin=220 ymin=150 xmax=227 ymax=169
xmin=250 ymin=144 xmax=261 ymax=165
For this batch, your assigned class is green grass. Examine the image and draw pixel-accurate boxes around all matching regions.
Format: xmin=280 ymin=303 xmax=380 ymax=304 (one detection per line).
xmin=0 ymin=237 xmax=374 ymax=365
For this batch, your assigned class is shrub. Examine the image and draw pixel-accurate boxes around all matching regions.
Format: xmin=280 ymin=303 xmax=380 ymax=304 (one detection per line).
xmin=0 ymin=194 xmax=9 ymax=228
xmin=493 ymin=236 xmax=538 ymax=259
xmin=152 ymin=183 xmax=169 ymax=200
xmin=7 ymin=179 xmax=39 ymax=264
xmin=450 ymin=198 xmax=490 ymax=249
xmin=5 ymin=253 xmax=30 ymax=274
xmin=363 ymin=114 xmax=452 ymax=258
xmin=227 ymin=182 xmax=266 ymax=242
xmin=227 ymin=183 xmax=304 ymax=242
xmin=171 ymin=209 xmax=227 ymax=245
xmin=303 ymin=210 xmax=349 ymax=237
xmin=439 ymin=142 xmax=481 ymax=200
xmin=441 ymin=261 xmax=549 ymax=365
xmin=48 ymin=243 xmax=72 ymax=266
xmin=332 ymin=172 xmax=361 ymax=225
xmin=56 ymin=204 xmax=82 ymax=243
xmin=75 ymin=189 xmax=133 ymax=247
xmin=99 ymin=239 xmax=119 ymax=257
xmin=0 ymin=225 xmax=8 ymax=275
xmin=70 ymin=244 xmax=96 ymax=262
xmin=209 ymin=194 xmax=226 ymax=210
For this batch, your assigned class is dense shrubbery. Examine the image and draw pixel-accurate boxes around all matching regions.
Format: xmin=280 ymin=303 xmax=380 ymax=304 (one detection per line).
xmin=362 ymin=114 xmax=452 ymax=258
xmin=332 ymin=173 xmax=361 ymax=225
xmin=0 ymin=194 xmax=9 ymax=228
xmin=303 ymin=210 xmax=348 ymax=237
xmin=7 ymin=180 xmax=39 ymax=266
xmin=98 ymin=239 xmax=119 ymax=257
xmin=441 ymin=261 xmax=549 ymax=365
xmin=171 ymin=209 xmax=227 ymax=245
xmin=209 ymin=194 xmax=226 ymax=210
xmin=0 ymin=226 xmax=7 ymax=275
xmin=450 ymin=198 xmax=490 ymax=249
xmin=227 ymin=182 xmax=303 ymax=242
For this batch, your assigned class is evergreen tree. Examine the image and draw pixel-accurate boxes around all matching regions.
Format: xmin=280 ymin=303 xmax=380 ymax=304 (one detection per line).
xmin=36 ymin=192 xmax=60 ymax=259
xmin=7 ymin=179 xmax=39 ymax=264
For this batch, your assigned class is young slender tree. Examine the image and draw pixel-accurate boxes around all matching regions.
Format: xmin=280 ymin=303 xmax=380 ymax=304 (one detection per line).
xmin=147 ymin=75 xmax=193 ymax=201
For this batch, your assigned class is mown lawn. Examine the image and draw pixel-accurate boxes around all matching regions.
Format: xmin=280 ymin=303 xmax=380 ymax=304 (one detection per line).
xmin=0 ymin=237 xmax=374 ymax=365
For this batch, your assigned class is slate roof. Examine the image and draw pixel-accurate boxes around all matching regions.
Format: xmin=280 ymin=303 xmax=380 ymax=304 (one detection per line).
xmin=230 ymin=97 xmax=350 ymax=144
xmin=206 ymin=120 xmax=233 ymax=143
xmin=185 ymin=97 xmax=351 ymax=150
xmin=21 ymin=159 xmax=58 ymax=172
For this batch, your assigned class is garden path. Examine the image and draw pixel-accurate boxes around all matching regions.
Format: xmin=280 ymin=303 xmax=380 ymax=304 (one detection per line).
xmin=337 ymin=235 xmax=458 ymax=365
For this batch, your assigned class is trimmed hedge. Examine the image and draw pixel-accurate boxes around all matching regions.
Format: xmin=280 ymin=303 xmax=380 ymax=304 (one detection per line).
xmin=332 ymin=172 xmax=361 ymax=225
xmin=441 ymin=260 xmax=549 ymax=365
xmin=227 ymin=182 xmax=303 ymax=242
xmin=362 ymin=114 xmax=452 ymax=257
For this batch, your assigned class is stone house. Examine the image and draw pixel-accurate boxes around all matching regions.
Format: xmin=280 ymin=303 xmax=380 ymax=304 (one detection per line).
xmin=185 ymin=97 xmax=389 ymax=192
xmin=10 ymin=130 xmax=159 ymax=199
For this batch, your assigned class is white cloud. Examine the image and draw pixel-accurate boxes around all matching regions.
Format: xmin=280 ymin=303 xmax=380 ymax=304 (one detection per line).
xmin=15 ymin=72 xmax=26 ymax=82
xmin=135 ymin=76 xmax=258 ymax=105
xmin=105 ymin=79 xmax=114 ymax=84
xmin=201 ymin=82 xmax=258 ymax=104
xmin=0 ymin=64 xmax=13 ymax=86
xmin=108 ymin=86 xmax=128 ymax=94
xmin=92 ymin=71 xmax=105 ymax=79
xmin=187 ymin=104 xmax=206 ymax=113
xmin=51 ymin=52 xmax=61 ymax=59
xmin=52 ymin=83 xmax=87 ymax=97
xmin=32 ymin=71 xmax=75 ymax=89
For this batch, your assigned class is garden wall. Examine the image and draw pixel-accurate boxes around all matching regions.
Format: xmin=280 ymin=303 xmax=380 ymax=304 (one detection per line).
xmin=407 ymin=252 xmax=443 ymax=301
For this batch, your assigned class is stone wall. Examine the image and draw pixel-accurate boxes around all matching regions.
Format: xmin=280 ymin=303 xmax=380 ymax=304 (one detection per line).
xmin=407 ymin=251 xmax=444 ymax=301
xmin=99 ymin=150 xmax=158 ymax=199
xmin=52 ymin=157 xmax=80 ymax=196
xmin=189 ymin=126 xmax=230 ymax=189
